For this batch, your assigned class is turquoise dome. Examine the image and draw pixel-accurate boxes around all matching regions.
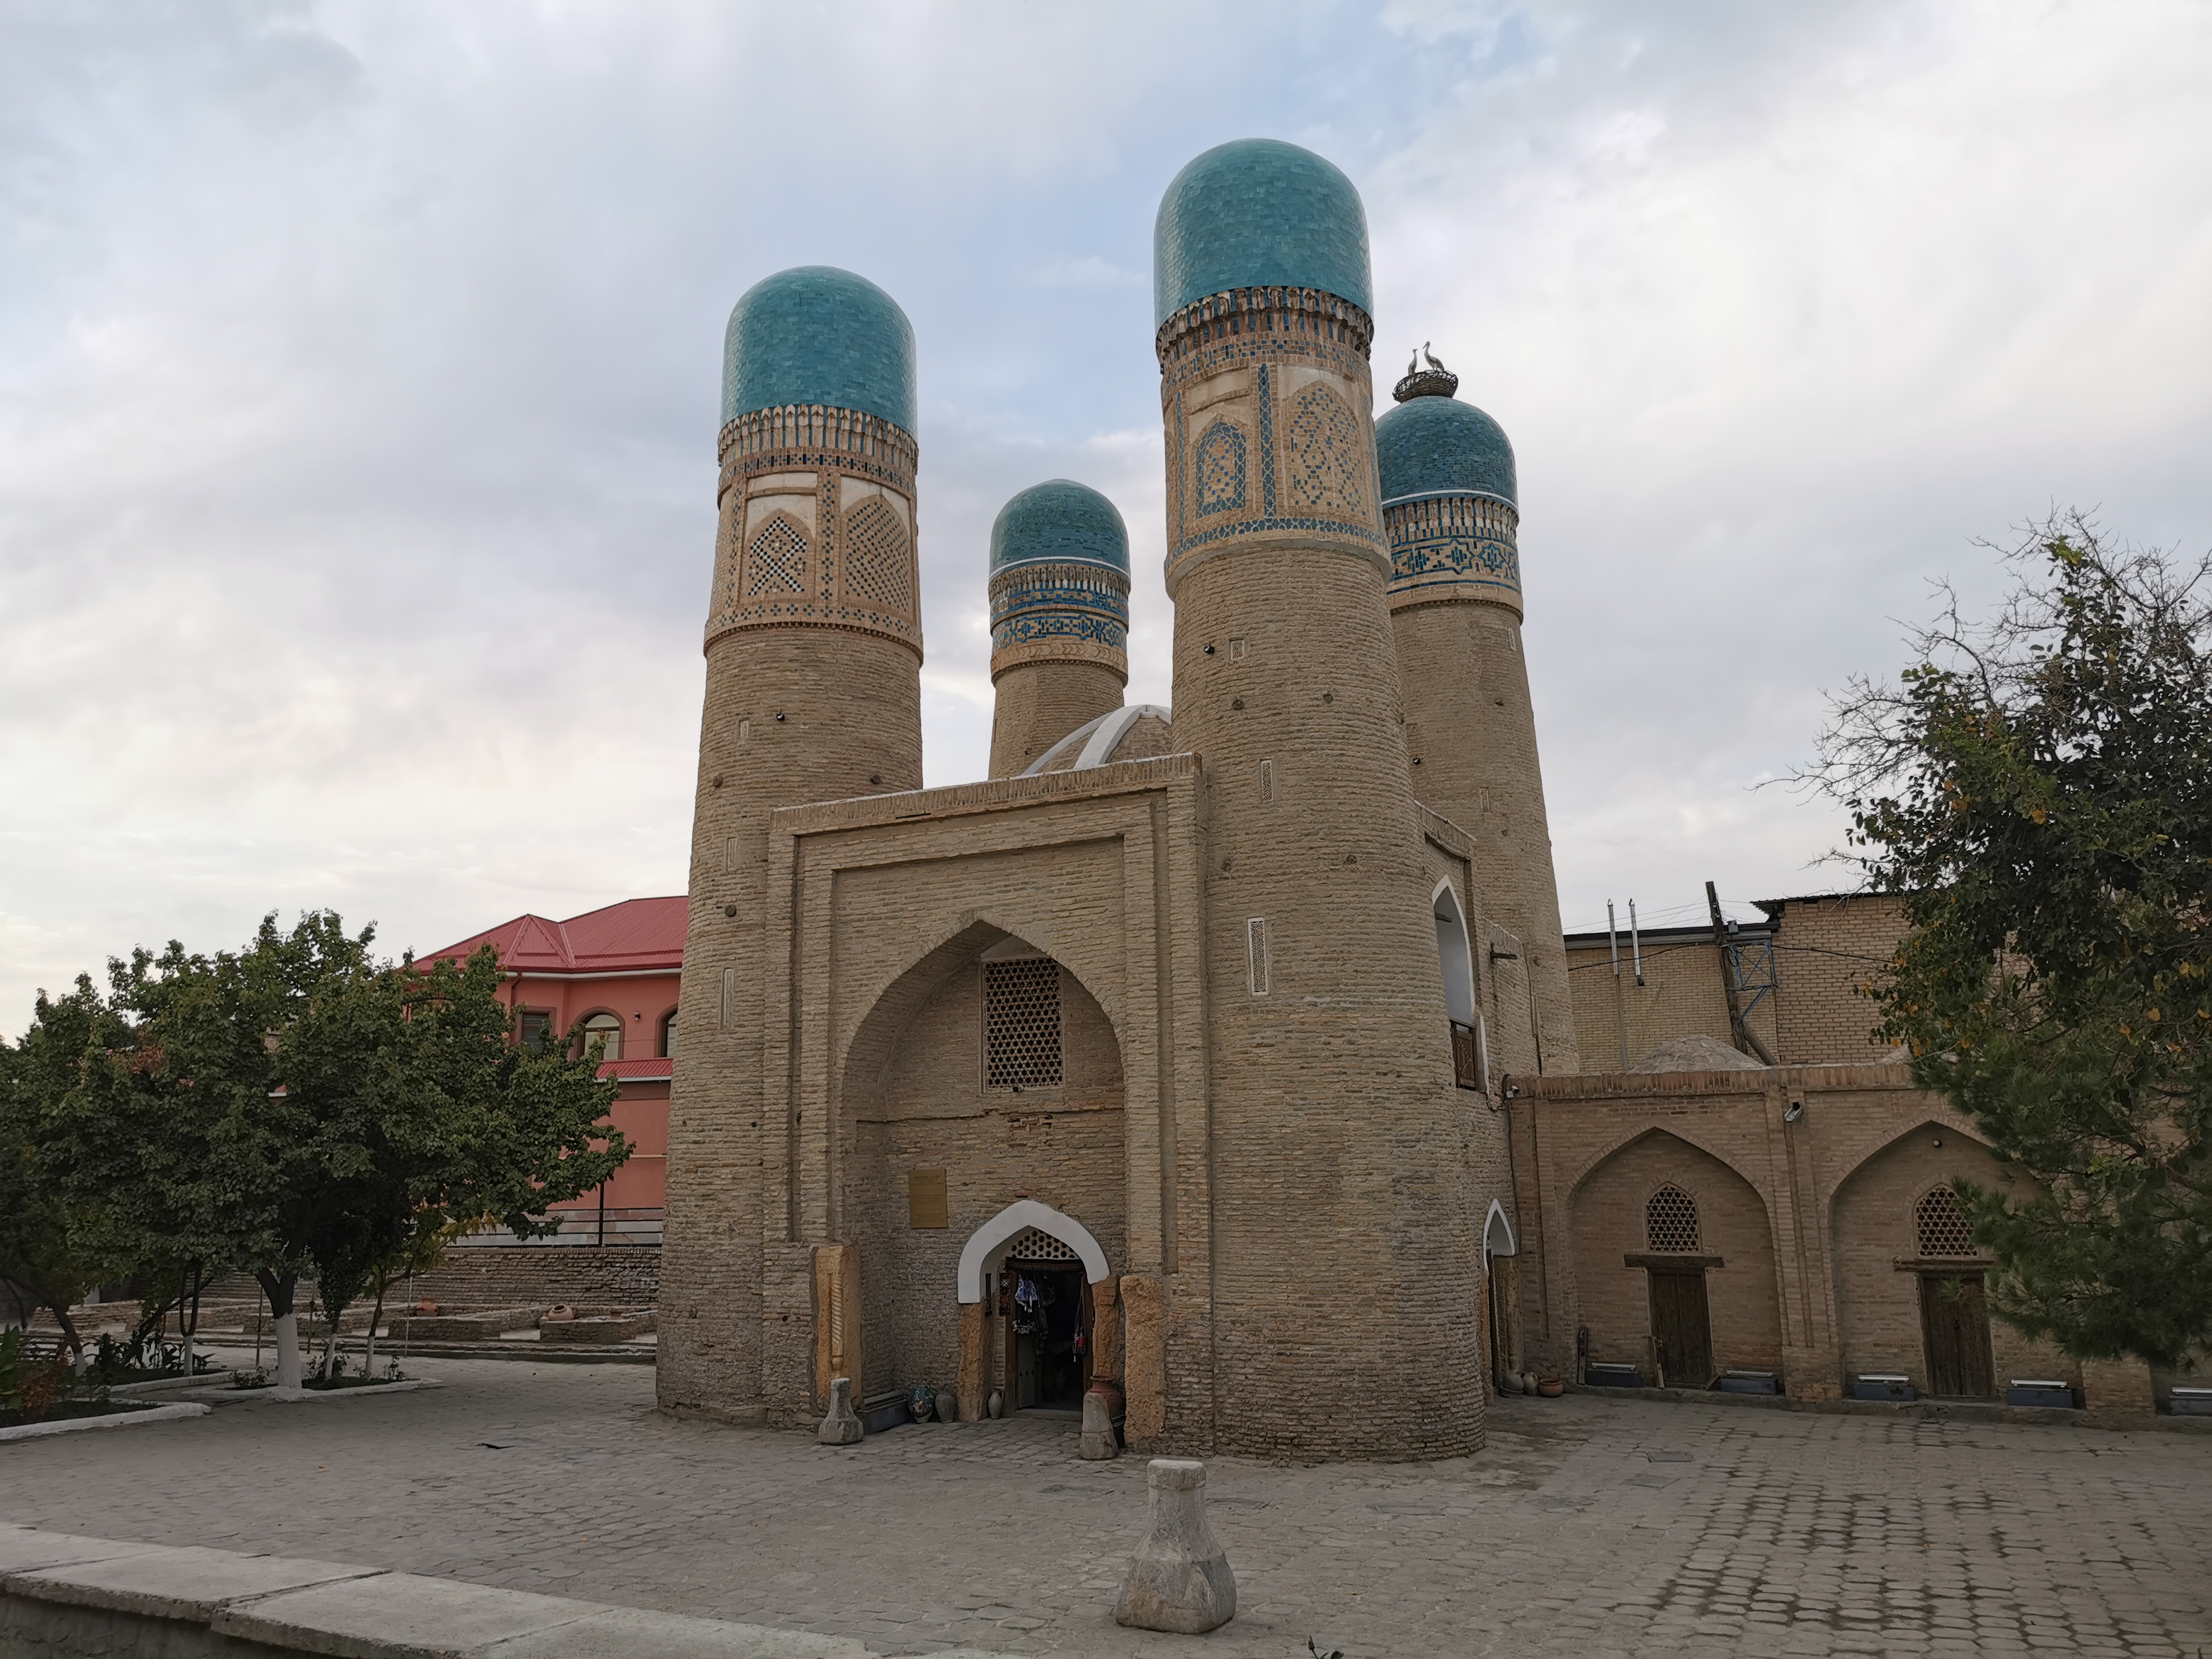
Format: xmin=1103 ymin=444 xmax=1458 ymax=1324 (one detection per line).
xmin=1153 ymin=139 xmax=1372 ymax=326
xmin=1375 ymin=395 xmax=1517 ymax=508
xmin=988 ymin=480 xmax=1130 ymax=574
xmin=720 ymin=266 xmax=916 ymax=432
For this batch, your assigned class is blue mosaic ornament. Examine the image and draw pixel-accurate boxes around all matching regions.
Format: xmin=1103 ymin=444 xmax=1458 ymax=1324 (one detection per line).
xmin=723 ymin=266 xmax=916 ymax=433
xmin=1155 ymin=139 xmax=1373 ymax=324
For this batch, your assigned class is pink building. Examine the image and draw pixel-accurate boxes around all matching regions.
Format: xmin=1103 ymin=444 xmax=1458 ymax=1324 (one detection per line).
xmin=421 ymin=897 xmax=682 ymax=1247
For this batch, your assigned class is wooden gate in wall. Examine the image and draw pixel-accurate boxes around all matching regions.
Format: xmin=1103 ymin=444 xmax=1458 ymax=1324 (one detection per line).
xmin=1919 ymin=1272 xmax=1995 ymax=1398
xmin=1647 ymin=1267 xmax=1715 ymax=1389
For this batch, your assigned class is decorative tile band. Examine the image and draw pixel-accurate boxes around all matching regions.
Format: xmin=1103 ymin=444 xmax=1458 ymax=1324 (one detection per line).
xmin=1384 ymin=494 xmax=1522 ymax=614
xmin=1155 ymin=286 xmax=1375 ymax=367
xmin=988 ymin=560 xmax=1130 ymax=677
xmin=705 ymin=453 xmax=924 ymax=658
xmin=718 ymin=405 xmax=917 ymax=495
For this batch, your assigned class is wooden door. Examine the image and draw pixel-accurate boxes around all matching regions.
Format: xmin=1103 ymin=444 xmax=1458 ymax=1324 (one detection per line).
xmin=1919 ymin=1273 xmax=1995 ymax=1398
xmin=1648 ymin=1269 xmax=1714 ymax=1388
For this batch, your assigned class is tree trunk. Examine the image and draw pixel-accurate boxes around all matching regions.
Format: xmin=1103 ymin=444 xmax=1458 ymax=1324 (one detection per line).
xmin=363 ymin=1275 xmax=387 ymax=1379
xmin=256 ymin=1269 xmax=304 ymax=1392
xmin=178 ymin=1262 xmax=202 ymax=1380
xmin=44 ymin=1297 xmax=84 ymax=1366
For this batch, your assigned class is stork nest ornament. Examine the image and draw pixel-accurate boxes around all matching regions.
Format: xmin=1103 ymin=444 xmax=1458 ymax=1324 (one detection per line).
xmin=1392 ymin=341 xmax=1459 ymax=403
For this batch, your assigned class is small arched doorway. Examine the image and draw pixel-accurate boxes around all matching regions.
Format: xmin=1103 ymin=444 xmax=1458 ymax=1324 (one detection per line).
xmin=958 ymin=1200 xmax=1111 ymax=1415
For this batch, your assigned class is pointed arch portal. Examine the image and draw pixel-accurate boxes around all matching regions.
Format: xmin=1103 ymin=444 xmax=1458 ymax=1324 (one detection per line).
xmin=957 ymin=1199 xmax=1110 ymax=1303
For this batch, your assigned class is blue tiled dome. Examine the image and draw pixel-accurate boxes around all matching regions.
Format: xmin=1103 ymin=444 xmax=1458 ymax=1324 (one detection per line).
xmin=720 ymin=266 xmax=916 ymax=432
xmin=1153 ymin=139 xmax=1372 ymax=326
xmin=1375 ymin=395 xmax=1517 ymax=508
xmin=988 ymin=480 xmax=1130 ymax=574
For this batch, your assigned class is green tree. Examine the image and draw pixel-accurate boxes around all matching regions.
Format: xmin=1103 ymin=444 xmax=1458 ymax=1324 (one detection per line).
xmin=32 ymin=913 xmax=628 ymax=1388
xmin=1810 ymin=512 xmax=2212 ymax=1367
xmin=0 ymin=1011 xmax=99 ymax=1359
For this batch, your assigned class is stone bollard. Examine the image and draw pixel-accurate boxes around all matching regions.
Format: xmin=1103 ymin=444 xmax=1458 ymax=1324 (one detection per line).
xmin=816 ymin=1376 xmax=862 ymax=1446
xmin=1078 ymin=1389 xmax=1119 ymax=1460
xmin=1113 ymin=1459 xmax=1236 ymax=1634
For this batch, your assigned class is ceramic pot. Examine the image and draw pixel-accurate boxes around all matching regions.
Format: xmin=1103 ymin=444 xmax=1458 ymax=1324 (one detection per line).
xmin=987 ymin=1387 xmax=1005 ymax=1419
xmin=1537 ymin=1377 xmax=1564 ymax=1398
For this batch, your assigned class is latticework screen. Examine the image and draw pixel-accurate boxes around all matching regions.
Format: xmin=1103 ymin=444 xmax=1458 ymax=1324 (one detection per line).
xmin=1915 ymin=1186 xmax=1975 ymax=1258
xmin=1645 ymin=1184 xmax=1701 ymax=1253
xmin=984 ymin=958 xmax=1062 ymax=1090
xmin=1005 ymin=1227 xmax=1079 ymax=1264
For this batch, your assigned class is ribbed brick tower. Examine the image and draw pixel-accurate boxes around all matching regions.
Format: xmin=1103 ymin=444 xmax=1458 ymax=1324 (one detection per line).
xmin=1156 ymin=140 xmax=1484 ymax=1458
xmin=986 ymin=480 xmax=1131 ymax=777
xmin=1375 ymin=365 xmax=1579 ymax=1074
xmin=658 ymin=267 xmax=925 ymax=1421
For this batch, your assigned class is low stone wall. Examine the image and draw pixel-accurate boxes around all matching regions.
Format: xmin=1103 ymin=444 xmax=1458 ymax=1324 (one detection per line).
xmin=402 ymin=1245 xmax=659 ymax=1311
xmin=0 ymin=1524 xmax=956 ymax=1658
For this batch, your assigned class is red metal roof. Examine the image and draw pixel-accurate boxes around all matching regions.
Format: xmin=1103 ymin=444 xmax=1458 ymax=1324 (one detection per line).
xmin=421 ymin=897 xmax=686 ymax=976
xmin=599 ymin=1057 xmax=674 ymax=1082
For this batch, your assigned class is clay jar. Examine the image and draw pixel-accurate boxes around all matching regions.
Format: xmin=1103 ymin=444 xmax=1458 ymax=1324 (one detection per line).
xmin=1537 ymin=1377 xmax=1564 ymax=1398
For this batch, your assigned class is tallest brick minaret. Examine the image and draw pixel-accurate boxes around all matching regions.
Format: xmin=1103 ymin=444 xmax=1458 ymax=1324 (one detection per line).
xmin=658 ymin=266 xmax=924 ymax=1423
xmin=1155 ymin=140 xmax=1485 ymax=1458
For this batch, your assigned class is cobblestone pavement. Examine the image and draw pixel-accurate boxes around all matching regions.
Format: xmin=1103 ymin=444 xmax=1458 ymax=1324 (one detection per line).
xmin=4 ymin=1353 xmax=2208 ymax=1658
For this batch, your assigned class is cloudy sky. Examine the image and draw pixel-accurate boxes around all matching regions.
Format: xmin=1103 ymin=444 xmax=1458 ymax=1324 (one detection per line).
xmin=3 ymin=0 xmax=2208 ymax=1017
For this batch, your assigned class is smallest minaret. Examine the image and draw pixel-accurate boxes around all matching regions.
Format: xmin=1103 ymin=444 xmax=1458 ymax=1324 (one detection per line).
xmin=986 ymin=480 xmax=1132 ymax=777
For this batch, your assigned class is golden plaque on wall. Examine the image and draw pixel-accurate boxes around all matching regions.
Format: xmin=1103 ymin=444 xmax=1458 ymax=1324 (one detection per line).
xmin=908 ymin=1167 xmax=948 ymax=1229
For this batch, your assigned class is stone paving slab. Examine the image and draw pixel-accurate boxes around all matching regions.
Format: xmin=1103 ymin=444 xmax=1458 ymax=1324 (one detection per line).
xmin=3 ymin=1353 xmax=2207 ymax=1657
xmin=8 ymin=1541 xmax=376 ymax=1621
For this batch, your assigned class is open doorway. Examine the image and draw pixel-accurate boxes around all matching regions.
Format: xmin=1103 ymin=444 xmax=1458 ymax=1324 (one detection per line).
xmin=1005 ymin=1258 xmax=1090 ymax=1412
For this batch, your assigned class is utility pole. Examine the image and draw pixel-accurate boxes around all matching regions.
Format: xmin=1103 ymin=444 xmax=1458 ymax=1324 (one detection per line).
xmin=1609 ymin=900 xmax=1630 ymax=1071
xmin=1707 ymin=880 xmax=1778 ymax=1064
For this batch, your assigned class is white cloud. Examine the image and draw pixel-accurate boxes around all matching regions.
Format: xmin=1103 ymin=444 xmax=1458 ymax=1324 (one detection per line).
xmin=1 ymin=0 xmax=2207 ymax=1020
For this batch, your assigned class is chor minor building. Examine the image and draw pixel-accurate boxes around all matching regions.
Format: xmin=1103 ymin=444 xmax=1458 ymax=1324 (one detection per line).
xmin=652 ymin=138 xmax=2167 ymax=1458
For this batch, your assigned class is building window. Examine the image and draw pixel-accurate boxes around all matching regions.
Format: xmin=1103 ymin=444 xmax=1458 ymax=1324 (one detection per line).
xmin=660 ymin=1010 xmax=677 ymax=1060
xmin=983 ymin=958 xmax=1061 ymax=1091
xmin=580 ymin=1011 xmax=622 ymax=1063
xmin=1915 ymin=1185 xmax=1975 ymax=1258
xmin=518 ymin=1010 xmax=554 ymax=1053
xmin=1645 ymin=1184 xmax=1701 ymax=1253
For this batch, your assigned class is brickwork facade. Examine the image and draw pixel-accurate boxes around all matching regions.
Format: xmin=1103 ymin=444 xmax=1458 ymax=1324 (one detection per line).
xmin=1397 ymin=600 xmax=1580 ymax=1076
xmin=987 ymin=658 xmax=1125 ymax=779
xmin=1508 ymin=1064 xmax=2150 ymax=1405
xmin=1764 ymin=893 xmax=1909 ymax=1065
xmin=1566 ymin=927 xmax=1780 ymax=1071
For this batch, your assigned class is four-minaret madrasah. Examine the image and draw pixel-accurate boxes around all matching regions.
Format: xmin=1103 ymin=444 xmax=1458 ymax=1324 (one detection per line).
xmin=660 ymin=138 xmax=1565 ymax=1461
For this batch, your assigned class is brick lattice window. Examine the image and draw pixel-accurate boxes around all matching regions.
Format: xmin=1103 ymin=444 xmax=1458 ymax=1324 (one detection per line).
xmin=746 ymin=517 xmax=808 ymax=595
xmin=1005 ymin=1227 xmax=1079 ymax=1264
xmin=1645 ymin=1184 xmax=1701 ymax=1253
xmin=1915 ymin=1185 xmax=1975 ymax=1258
xmin=984 ymin=958 xmax=1061 ymax=1090
xmin=842 ymin=497 xmax=912 ymax=610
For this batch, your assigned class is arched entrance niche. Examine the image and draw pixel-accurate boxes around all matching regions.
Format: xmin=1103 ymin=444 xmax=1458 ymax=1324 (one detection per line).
xmin=1482 ymin=1198 xmax=1522 ymax=1384
xmin=836 ymin=921 xmax=1127 ymax=1412
xmin=1569 ymin=1129 xmax=1782 ymax=1387
xmin=1829 ymin=1120 xmax=2056 ymax=1399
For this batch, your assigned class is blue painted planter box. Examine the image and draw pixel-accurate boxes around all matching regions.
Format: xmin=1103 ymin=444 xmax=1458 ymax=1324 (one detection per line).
xmin=1585 ymin=1364 xmax=1646 ymax=1389
xmin=1853 ymin=1374 xmax=1916 ymax=1402
xmin=1719 ymin=1371 xmax=1779 ymax=1395
xmin=2006 ymin=1381 xmax=2078 ymax=1409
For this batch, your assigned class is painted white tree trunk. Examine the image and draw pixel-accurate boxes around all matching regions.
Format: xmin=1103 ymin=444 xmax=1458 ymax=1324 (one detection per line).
xmin=273 ymin=1311 xmax=304 ymax=1390
xmin=320 ymin=1326 xmax=338 ymax=1381
xmin=179 ymin=1328 xmax=195 ymax=1379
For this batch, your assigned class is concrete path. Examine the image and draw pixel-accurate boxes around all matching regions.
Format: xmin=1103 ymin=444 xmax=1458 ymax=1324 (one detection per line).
xmin=3 ymin=1355 xmax=2206 ymax=1656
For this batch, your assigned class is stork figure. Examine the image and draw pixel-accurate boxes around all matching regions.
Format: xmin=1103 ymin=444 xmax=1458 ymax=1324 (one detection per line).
xmin=1422 ymin=341 xmax=1449 ymax=374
